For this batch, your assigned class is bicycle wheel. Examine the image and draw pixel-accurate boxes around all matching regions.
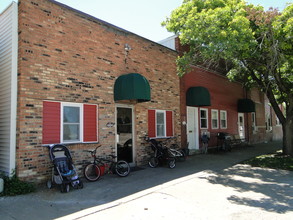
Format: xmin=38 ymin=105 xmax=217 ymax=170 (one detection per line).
xmin=115 ymin=160 xmax=130 ymax=177
xmin=148 ymin=157 xmax=159 ymax=168
xmin=168 ymin=158 xmax=176 ymax=169
xmin=84 ymin=163 xmax=101 ymax=181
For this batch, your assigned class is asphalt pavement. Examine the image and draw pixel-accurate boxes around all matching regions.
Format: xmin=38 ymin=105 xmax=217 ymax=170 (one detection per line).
xmin=0 ymin=141 xmax=292 ymax=220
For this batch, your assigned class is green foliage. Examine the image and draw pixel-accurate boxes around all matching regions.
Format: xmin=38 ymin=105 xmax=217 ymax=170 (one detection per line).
xmin=242 ymin=150 xmax=293 ymax=171
xmin=164 ymin=0 xmax=293 ymax=155
xmin=0 ymin=172 xmax=36 ymax=196
xmin=163 ymin=0 xmax=293 ymax=121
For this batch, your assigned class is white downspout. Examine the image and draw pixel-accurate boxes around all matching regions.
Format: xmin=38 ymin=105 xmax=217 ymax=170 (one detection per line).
xmin=9 ymin=1 xmax=18 ymax=175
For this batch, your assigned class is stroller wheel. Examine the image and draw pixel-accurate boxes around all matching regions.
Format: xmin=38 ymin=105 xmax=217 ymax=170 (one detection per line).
xmin=78 ymin=180 xmax=83 ymax=189
xmin=72 ymin=183 xmax=79 ymax=189
xmin=47 ymin=180 xmax=52 ymax=189
xmin=61 ymin=183 xmax=70 ymax=193
xmin=168 ymin=158 xmax=176 ymax=169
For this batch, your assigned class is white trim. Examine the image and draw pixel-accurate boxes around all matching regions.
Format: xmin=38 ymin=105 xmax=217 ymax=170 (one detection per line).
xmin=211 ymin=109 xmax=219 ymax=129
xmin=200 ymin=108 xmax=208 ymax=129
xmin=187 ymin=106 xmax=199 ymax=151
xmin=156 ymin=110 xmax=166 ymax=138
xmin=238 ymin=113 xmax=245 ymax=139
xmin=170 ymin=111 xmax=174 ymax=137
xmin=42 ymin=101 xmax=98 ymax=144
xmin=61 ymin=103 xmax=84 ymax=143
xmin=220 ymin=110 xmax=227 ymax=129
xmin=251 ymin=112 xmax=257 ymax=132
xmin=9 ymin=2 xmax=18 ymax=175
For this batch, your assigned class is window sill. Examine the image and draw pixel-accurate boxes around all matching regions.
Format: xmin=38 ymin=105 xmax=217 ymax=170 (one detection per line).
xmin=42 ymin=141 xmax=99 ymax=146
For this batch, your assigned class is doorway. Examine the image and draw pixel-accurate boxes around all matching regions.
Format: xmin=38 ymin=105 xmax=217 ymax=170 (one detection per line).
xmin=238 ymin=113 xmax=245 ymax=139
xmin=116 ymin=105 xmax=134 ymax=164
xmin=187 ymin=106 xmax=199 ymax=153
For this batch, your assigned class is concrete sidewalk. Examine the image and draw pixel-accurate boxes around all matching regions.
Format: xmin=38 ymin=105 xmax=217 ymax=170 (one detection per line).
xmin=1 ymin=141 xmax=292 ymax=220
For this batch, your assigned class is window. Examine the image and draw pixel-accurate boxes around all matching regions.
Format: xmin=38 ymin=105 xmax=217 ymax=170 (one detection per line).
xmin=148 ymin=109 xmax=173 ymax=138
xmin=276 ymin=115 xmax=281 ymax=126
xmin=43 ymin=101 xmax=98 ymax=144
xmin=251 ymin=112 xmax=256 ymax=132
xmin=220 ymin=110 xmax=227 ymax=129
xmin=266 ymin=113 xmax=272 ymax=131
xmin=156 ymin=111 xmax=166 ymax=137
xmin=211 ymin=109 xmax=219 ymax=129
xmin=200 ymin=108 xmax=208 ymax=129
xmin=62 ymin=103 xmax=82 ymax=142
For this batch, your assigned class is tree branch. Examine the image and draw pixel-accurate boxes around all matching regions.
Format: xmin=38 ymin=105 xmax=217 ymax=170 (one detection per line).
xmin=246 ymin=64 xmax=286 ymax=124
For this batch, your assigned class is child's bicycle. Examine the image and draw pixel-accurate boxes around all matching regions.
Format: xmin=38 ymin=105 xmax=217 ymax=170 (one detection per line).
xmin=83 ymin=145 xmax=130 ymax=182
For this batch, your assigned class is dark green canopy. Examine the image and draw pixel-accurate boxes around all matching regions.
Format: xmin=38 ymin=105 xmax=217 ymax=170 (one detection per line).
xmin=186 ymin=87 xmax=211 ymax=106
xmin=114 ymin=73 xmax=151 ymax=102
xmin=237 ymin=99 xmax=256 ymax=112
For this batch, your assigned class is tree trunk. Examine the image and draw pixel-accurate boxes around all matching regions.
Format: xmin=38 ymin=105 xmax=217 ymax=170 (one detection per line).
xmin=282 ymin=115 xmax=293 ymax=156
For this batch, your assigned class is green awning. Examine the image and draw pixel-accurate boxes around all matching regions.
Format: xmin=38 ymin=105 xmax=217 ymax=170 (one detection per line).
xmin=186 ymin=87 xmax=211 ymax=106
xmin=114 ymin=73 xmax=151 ymax=102
xmin=237 ymin=99 xmax=255 ymax=112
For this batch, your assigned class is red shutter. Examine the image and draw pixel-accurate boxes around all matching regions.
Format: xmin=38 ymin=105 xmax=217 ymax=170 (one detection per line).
xmin=83 ymin=104 xmax=98 ymax=142
xmin=148 ymin=109 xmax=156 ymax=138
xmin=43 ymin=101 xmax=61 ymax=144
xmin=166 ymin=111 xmax=174 ymax=137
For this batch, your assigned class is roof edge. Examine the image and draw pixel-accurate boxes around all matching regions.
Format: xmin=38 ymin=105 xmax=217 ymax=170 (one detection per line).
xmin=49 ymin=0 xmax=177 ymax=53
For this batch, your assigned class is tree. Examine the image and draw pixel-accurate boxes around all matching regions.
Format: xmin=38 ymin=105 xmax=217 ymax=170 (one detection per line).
xmin=163 ymin=0 xmax=293 ymax=155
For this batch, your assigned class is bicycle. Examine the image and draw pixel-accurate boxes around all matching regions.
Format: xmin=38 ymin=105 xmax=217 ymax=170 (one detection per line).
xmin=145 ymin=136 xmax=176 ymax=169
xmin=83 ymin=144 xmax=130 ymax=182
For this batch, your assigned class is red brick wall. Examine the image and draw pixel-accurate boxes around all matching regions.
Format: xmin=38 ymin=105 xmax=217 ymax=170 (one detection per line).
xmin=16 ymin=0 xmax=180 ymax=182
xmin=180 ymin=67 xmax=245 ymax=148
xmin=180 ymin=67 xmax=283 ymax=149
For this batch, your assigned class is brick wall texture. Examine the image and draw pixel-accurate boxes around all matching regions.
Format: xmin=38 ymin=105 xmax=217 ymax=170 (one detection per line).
xmin=15 ymin=0 xmax=282 ymax=182
xmin=180 ymin=66 xmax=281 ymax=148
xmin=16 ymin=0 xmax=180 ymax=182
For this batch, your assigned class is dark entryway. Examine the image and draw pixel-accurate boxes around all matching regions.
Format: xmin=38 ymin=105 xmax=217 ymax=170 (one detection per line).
xmin=116 ymin=106 xmax=133 ymax=164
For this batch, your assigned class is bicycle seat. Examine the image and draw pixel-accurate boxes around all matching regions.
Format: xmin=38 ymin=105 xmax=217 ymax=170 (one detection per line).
xmin=109 ymin=155 xmax=117 ymax=159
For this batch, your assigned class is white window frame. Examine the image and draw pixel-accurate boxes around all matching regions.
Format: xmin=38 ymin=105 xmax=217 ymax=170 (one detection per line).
xmin=61 ymin=102 xmax=84 ymax=143
xmin=266 ymin=113 xmax=272 ymax=131
xmin=251 ymin=112 xmax=256 ymax=132
xmin=156 ymin=110 xmax=166 ymax=138
xmin=276 ymin=116 xmax=281 ymax=126
xmin=220 ymin=110 xmax=227 ymax=129
xmin=200 ymin=108 xmax=208 ymax=129
xmin=211 ymin=109 xmax=219 ymax=129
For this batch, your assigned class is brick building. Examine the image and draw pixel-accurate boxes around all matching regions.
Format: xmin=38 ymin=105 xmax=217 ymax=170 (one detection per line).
xmin=0 ymin=0 xmax=180 ymax=182
xmin=160 ymin=36 xmax=283 ymax=153
xmin=0 ymin=0 xmax=282 ymax=182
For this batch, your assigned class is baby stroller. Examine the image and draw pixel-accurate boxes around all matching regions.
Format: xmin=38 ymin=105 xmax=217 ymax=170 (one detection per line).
xmin=46 ymin=144 xmax=83 ymax=193
xmin=145 ymin=136 xmax=176 ymax=169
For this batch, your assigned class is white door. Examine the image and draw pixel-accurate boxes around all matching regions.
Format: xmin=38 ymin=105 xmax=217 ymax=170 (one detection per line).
xmin=187 ymin=107 xmax=199 ymax=151
xmin=238 ymin=113 xmax=245 ymax=139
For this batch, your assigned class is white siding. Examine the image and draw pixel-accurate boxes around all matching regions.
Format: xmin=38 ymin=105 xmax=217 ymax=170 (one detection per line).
xmin=0 ymin=2 xmax=18 ymax=175
xmin=158 ymin=35 xmax=177 ymax=50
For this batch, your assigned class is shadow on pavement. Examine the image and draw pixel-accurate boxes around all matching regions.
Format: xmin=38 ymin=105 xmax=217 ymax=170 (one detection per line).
xmin=1 ymin=141 xmax=292 ymax=220
xmin=204 ymin=164 xmax=293 ymax=213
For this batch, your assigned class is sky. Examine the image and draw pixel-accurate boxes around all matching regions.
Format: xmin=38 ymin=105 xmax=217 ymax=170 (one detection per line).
xmin=0 ymin=0 xmax=291 ymax=42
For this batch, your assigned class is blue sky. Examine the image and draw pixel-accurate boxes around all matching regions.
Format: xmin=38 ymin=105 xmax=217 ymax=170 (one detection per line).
xmin=0 ymin=0 xmax=291 ymax=42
